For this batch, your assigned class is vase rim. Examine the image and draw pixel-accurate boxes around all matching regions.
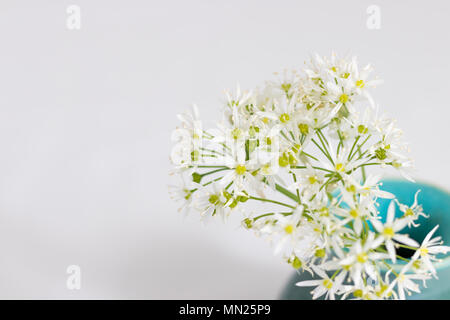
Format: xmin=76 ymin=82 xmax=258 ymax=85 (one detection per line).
xmin=380 ymin=177 xmax=450 ymax=197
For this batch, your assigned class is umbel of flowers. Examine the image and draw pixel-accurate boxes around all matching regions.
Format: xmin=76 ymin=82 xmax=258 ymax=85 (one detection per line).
xmin=169 ymin=53 xmax=449 ymax=300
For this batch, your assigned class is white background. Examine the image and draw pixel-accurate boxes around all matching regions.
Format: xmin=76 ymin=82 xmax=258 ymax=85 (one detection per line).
xmin=0 ymin=0 xmax=449 ymax=299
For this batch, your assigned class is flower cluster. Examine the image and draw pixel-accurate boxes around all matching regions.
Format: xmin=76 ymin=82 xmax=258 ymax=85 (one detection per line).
xmin=169 ymin=53 xmax=449 ymax=299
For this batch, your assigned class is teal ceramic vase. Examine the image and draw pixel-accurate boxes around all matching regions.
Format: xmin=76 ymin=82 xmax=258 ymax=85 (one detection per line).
xmin=280 ymin=179 xmax=450 ymax=300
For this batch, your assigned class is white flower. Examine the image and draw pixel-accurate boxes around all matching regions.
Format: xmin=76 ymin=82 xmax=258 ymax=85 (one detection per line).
xmin=296 ymin=266 xmax=347 ymax=300
xmin=411 ymin=225 xmax=450 ymax=275
xmin=289 ymin=164 xmax=325 ymax=197
xmin=168 ymin=176 xmax=200 ymax=214
xmin=396 ymin=190 xmax=428 ymax=227
xmin=220 ymin=142 xmax=258 ymax=195
xmin=319 ymin=144 xmax=366 ymax=176
xmin=339 ymin=233 xmax=389 ymax=286
xmin=194 ymin=183 xmax=234 ymax=221
xmin=388 ymin=262 xmax=431 ymax=300
xmin=270 ymin=209 xmax=305 ymax=255
xmin=256 ymin=94 xmax=298 ymax=130
xmin=294 ymin=103 xmax=340 ymax=131
xmin=334 ymin=196 xmax=374 ymax=235
xmin=342 ymin=174 xmax=394 ymax=200
xmin=371 ymin=201 xmax=419 ymax=263
xmin=224 ymin=84 xmax=253 ymax=111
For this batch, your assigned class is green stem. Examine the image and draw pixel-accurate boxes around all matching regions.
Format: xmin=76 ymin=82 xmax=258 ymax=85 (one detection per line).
xmin=301 ymin=151 xmax=319 ymax=162
xmin=376 ymin=248 xmax=410 ymax=263
xmin=349 ymin=134 xmax=371 ymax=161
xmin=280 ymin=131 xmax=294 ymax=143
xmin=319 ymin=174 xmax=335 ymax=192
xmin=396 ymin=244 xmax=419 ymax=251
xmin=275 ymin=184 xmax=300 ymax=203
xmin=381 ymin=260 xmax=398 ymax=277
xmin=316 ymin=131 xmax=334 ymax=164
xmin=311 ymin=138 xmax=334 ymax=165
xmin=201 ymin=167 xmax=229 ymax=177
xmin=348 ymin=136 xmax=360 ymax=161
xmin=201 ymin=176 xmax=223 ymax=188
xmin=292 ymin=165 xmax=334 ymax=173
xmin=330 ymin=269 xmax=341 ymax=280
xmin=291 ymin=173 xmax=301 ymax=204
xmin=337 ymin=131 xmax=344 ymax=156
xmin=195 ymin=165 xmax=228 ymax=169
xmin=252 ymin=211 xmax=293 ymax=221
xmin=249 ymin=196 xmax=297 ymax=209
xmin=317 ymin=128 xmax=330 ymax=147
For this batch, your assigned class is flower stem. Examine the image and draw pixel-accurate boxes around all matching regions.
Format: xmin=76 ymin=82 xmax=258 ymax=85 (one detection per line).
xmin=252 ymin=211 xmax=293 ymax=221
xmin=275 ymin=183 xmax=300 ymax=203
xmin=201 ymin=167 xmax=229 ymax=177
xmin=249 ymin=196 xmax=297 ymax=209
xmin=312 ymin=138 xmax=334 ymax=165
xmin=348 ymin=135 xmax=360 ymax=161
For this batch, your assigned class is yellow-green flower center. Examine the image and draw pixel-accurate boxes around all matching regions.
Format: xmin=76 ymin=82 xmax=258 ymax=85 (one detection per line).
xmin=350 ymin=209 xmax=359 ymax=218
xmin=375 ymin=147 xmax=387 ymax=160
xmin=308 ymin=176 xmax=317 ymax=184
xmin=184 ymin=189 xmax=192 ymax=200
xmin=235 ymin=165 xmax=246 ymax=175
xmin=353 ymin=289 xmax=363 ymax=298
xmin=323 ymin=279 xmax=333 ymax=289
xmin=413 ymin=260 xmax=422 ymax=269
xmin=281 ymin=83 xmax=291 ymax=93
xmin=335 ymin=163 xmax=345 ymax=172
xmin=392 ymin=161 xmax=402 ymax=168
xmin=298 ymin=123 xmax=309 ymax=135
xmin=231 ymin=128 xmax=242 ymax=140
xmin=208 ymin=194 xmax=220 ymax=205
xmin=292 ymin=144 xmax=302 ymax=154
xmin=279 ymin=113 xmax=290 ymax=123
xmin=288 ymin=153 xmax=298 ymax=165
xmin=356 ymin=79 xmax=365 ymax=88
xmin=339 ymin=93 xmax=349 ymax=104
xmin=357 ymin=125 xmax=368 ymax=134
xmin=261 ymin=163 xmax=271 ymax=175
xmin=243 ymin=218 xmax=253 ymax=229
xmin=292 ymin=256 xmax=302 ymax=269
xmin=383 ymin=227 xmax=395 ymax=238
xmin=420 ymin=248 xmax=429 ymax=257
xmin=284 ymin=224 xmax=294 ymax=234
xmin=279 ymin=154 xmax=289 ymax=167
xmin=320 ymin=207 xmax=329 ymax=217
xmin=357 ymin=252 xmax=368 ymax=263
xmin=315 ymin=248 xmax=326 ymax=258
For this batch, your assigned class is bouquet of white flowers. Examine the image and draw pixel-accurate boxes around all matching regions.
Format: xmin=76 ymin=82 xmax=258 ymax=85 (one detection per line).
xmin=169 ymin=53 xmax=450 ymax=300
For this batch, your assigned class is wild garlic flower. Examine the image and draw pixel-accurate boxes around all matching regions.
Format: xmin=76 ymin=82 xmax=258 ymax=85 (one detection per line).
xmin=169 ymin=53 xmax=449 ymax=299
xmin=371 ymin=201 xmax=420 ymax=263
xmin=411 ymin=225 xmax=450 ymax=275
xmin=296 ymin=265 xmax=347 ymax=300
